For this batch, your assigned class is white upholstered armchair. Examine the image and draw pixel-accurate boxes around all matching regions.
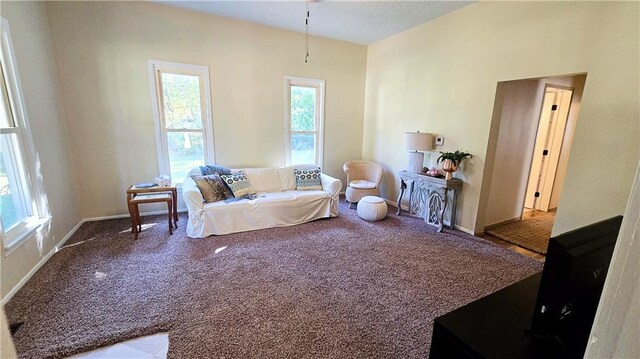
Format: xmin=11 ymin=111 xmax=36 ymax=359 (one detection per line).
xmin=343 ymin=160 xmax=383 ymax=208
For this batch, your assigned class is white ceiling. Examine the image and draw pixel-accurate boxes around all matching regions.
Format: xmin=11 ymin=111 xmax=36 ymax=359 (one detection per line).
xmin=153 ymin=1 xmax=473 ymax=45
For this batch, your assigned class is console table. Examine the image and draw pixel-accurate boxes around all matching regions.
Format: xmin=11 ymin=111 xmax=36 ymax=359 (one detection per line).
xmin=396 ymin=170 xmax=462 ymax=232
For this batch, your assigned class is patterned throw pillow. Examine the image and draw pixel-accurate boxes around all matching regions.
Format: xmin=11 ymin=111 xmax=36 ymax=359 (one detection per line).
xmin=219 ymin=172 xmax=258 ymax=199
xmin=191 ymin=173 xmax=233 ymax=203
xmin=294 ymin=168 xmax=322 ymax=191
xmin=200 ymin=165 xmax=232 ymax=176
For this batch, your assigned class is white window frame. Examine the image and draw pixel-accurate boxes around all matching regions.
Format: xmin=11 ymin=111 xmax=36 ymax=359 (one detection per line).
xmin=284 ymin=76 xmax=325 ymax=168
xmin=147 ymin=60 xmax=215 ymax=186
xmin=1 ymin=17 xmax=49 ymax=255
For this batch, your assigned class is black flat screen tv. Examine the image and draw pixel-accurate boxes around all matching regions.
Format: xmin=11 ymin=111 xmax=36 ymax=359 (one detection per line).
xmin=528 ymin=215 xmax=623 ymax=358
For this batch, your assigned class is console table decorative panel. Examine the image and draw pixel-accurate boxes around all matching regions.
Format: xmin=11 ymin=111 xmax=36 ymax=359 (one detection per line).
xmin=396 ymin=170 xmax=463 ymax=232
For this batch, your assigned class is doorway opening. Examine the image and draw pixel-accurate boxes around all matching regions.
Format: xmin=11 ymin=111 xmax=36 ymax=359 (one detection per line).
xmin=478 ymin=73 xmax=587 ymax=257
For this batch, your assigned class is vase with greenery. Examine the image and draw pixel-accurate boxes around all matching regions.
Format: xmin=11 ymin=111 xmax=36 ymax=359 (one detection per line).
xmin=437 ymin=150 xmax=472 ymax=180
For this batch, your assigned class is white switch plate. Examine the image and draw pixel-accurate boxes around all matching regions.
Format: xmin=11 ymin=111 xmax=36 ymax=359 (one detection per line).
xmin=435 ymin=136 xmax=445 ymax=146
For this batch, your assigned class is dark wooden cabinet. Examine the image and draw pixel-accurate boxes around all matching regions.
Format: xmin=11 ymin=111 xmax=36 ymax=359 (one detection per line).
xmin=430 ymin=273 xmax=569 ymax=359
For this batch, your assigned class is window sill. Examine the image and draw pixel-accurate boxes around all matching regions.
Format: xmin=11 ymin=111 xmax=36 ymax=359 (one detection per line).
xmin=3 ymin=216 xmax=51 ymax=257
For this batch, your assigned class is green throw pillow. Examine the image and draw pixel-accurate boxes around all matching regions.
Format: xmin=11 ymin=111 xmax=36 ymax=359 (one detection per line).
xmin=294 ymin=168 xmax=322 ymax=191
xmin=219 ymin=172 xmax=257 ymax=199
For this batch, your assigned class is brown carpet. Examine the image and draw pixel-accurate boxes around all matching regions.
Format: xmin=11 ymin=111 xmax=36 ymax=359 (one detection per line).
xmin=6 ymin=199 xmax=542 ymax=358
xmin=486 ymin=211 xmax=555 ymax=255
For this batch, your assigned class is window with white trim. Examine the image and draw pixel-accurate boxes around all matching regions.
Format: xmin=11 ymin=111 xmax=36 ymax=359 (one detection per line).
xmin=284 ymin=76 xmax=325 ymax=167
xmin=1 ymin=17 xmax=47 ymax=252
xmin=148 ymin=61 xmax=214 ymax=184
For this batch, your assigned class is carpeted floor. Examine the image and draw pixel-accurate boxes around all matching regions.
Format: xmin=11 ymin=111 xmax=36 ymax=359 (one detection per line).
xmin=485 ymin=211 xmax=555 ymax=254
xmin=6 ymin=199 xmax=542 ymax=359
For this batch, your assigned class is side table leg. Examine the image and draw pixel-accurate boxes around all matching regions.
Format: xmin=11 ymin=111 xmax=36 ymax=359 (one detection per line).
xmin=451 ymin=190 xmax=459 ymax=230
xmin=438 ymin=188 xmax=449 ymax=233
xmin=172 ymin=188 xmax=178 ymax=226
xmin=133 ymin=204 xmax=140 ymax=239
xmin=408 ymin=181 xmax=415 ymax=215
xmin=128 ymin=203 xmax=135 ymax=234
xmin=167 ymin=200 xmax=173 ymax=235
xmin=397 ymin=180 xmax=406 ymax=215
xmin=127 ymin=194 xmax=135 ymax=234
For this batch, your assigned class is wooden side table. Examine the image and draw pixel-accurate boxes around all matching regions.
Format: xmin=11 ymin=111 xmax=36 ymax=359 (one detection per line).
xmin=127 ymin=185 xmax=178 ymax=239
xmin=397 ymin=170 xmax=463 ymax=232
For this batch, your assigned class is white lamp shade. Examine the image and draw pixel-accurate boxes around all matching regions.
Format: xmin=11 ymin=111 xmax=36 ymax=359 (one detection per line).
xmin=404 ymin=132 xmax=433 ymax=151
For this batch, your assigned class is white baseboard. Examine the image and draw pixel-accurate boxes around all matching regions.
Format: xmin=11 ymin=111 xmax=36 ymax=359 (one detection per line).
xmin=383 ymin=198 xmax=474 ymax=235
xmin=384 ymin=198 xmax=404 ymax=210
xmin=453 ymin=225 xmax=475 ymax=235
xmin=1 ymin=219 xmax=84 ymax=305
xmin=484 ymin=216 xmax=521 ymax=231
xmin=84 ymin=208 xmax=187 ymax=222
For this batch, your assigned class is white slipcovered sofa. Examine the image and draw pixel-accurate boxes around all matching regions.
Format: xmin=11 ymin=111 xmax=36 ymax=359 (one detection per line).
xmin=182 ymin=165 xmax=342 ymax=238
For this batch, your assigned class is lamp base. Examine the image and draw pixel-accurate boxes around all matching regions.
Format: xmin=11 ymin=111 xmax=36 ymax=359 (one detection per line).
xmin=407 ymin=152 xmax=424 ymax=173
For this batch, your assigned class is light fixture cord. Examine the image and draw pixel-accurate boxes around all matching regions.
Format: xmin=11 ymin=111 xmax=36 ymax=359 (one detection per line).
xmin=305 ymin=2 xmax=309 ymax=63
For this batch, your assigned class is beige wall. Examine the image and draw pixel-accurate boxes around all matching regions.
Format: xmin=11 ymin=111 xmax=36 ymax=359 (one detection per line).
xmin=363 ymin=1 xmax=639 ymax=234
xmin=1 ymin=306 xmax=17 ymax=359
xmin=483 ymin=79 xmax=542 ymax=227
xmin=45 ymin=1 xmax=367 ymax=218
xmin=586 ymin=161 xmax=640 ymax=358
xmin=0 ymin=2 xmax=82 ymax=298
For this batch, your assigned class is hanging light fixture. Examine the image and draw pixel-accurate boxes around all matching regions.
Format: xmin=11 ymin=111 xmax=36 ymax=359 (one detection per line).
xmin=305 ymin=2 xmax=310 ymax=63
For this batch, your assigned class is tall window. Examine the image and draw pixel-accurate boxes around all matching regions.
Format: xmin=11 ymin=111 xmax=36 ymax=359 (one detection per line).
xmin=284 ymin=76 xmax=325 ymax=167
xmin=0 ymin=62 xmax=32 ymax=234
xmin=1 ymin=17 xmax=46 ymax=252
xmin=148 ymin=61 xmax=214 ymax=184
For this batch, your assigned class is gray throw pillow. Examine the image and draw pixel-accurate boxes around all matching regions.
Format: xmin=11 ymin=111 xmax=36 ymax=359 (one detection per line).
xmin=200 ymin=165 xmax=232 ymax=176
xmin=191 ymin=173 xmax=233 ymax=203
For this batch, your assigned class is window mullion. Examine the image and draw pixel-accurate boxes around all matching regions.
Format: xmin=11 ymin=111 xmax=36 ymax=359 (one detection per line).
xmin=290 ymin=131 xmax=317 ymax=135
xmin=0 ymin=127 xmax=18 ymax=134
xmin=165 ymin=128 xmax=204 ymax=133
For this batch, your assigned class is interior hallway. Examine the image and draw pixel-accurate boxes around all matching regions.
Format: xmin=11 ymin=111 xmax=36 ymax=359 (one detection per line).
xmin=484 ymin=210 xmax=555 ymax=258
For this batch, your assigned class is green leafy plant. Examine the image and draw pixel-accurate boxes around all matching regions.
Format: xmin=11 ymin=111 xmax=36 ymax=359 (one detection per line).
xmin=437 ymin=150 xmax=472 ymax=166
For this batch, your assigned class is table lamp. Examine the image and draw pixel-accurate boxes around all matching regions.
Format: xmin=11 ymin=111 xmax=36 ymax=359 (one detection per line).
xmin=404 ymin=131 xmax=433 ymax=173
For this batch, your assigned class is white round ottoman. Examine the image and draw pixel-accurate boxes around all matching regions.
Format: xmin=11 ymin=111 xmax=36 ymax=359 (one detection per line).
xmin=357 ymin=196 xmax=388 ymax=222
